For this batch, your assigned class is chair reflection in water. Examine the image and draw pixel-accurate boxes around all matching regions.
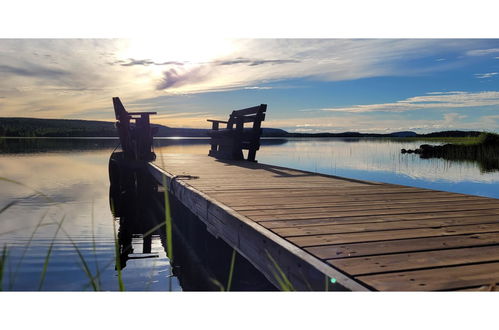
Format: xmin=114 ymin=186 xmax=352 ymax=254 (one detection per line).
xmin=112 ymin=170 xmax=165 ymax=270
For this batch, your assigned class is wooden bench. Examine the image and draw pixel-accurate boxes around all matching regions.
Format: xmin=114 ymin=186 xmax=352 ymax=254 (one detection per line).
xmin=112 ymin=97 xmax=157 ymax=162
xmin=207 ymin=104 xmax=267 ymax=162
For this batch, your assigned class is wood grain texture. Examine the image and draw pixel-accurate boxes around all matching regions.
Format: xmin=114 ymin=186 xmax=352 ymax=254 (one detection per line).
xmin=358 ymin=262 xmax=499 ymax=291
xmin=329 ymin=246 xmax=499 ymax=275
xmin=151 ymin=153 xmax=499 ymax=291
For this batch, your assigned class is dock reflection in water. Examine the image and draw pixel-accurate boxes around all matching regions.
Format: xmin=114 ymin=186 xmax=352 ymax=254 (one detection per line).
xmin=109 ymin=160 xmax=276 ymax=291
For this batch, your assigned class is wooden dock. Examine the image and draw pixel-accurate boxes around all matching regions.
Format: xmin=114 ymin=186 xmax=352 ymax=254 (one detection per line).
xmin=148 ymin=153 xmax=499 ymax=291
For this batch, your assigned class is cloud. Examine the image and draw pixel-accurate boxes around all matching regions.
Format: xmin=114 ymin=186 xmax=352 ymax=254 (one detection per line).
xmin=475 ymin=72 xmax=498 ymax=79
xmin=112 ymin=39 xmax=497 ymax=95
xmin=443 ymin=112 xmax=467 ymax=126
xmin=243 ymin=86 xmax=273 ymax=90
xmin=116 ymin=58 xmax=185 ymax=66
xmin=266 ymin=112 xmax=498 ymax=134
xmin=156 ymin=66 xmax=211 ymax=90
xmin=320 ymin=91 xmax=499 ymax=113
xmin=1 ymin=38 xmax=499 ymax=123
xmin=426 ymin=91 xmax=467 ymax=95
xmin=214 ymin=57 xmax=300 ymax=66
xmin=466 ymin=48 xmax=499 ymax=56
xmin=0 ymin=64 xmax=67 ymax=78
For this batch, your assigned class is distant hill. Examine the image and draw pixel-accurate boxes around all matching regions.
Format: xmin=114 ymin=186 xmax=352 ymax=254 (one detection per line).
xmin=0 ymin=117 xmax=117 ymax=137
xmin=0 ymin=117 xmax=485 ymax=139
xmin=389 ymin=131 xmax=419 ymax=137
xmin=0 ymin=117 xmax=289 ymax=138
xmin=420 ymin=130 xmax=482 ymax=138
xmin=284 ymin=131 xmax=421 ymax=138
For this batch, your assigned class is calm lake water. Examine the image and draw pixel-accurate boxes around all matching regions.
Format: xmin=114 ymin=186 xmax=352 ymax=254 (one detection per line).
xmin=1 ymin=137 xmax=498 ymax=291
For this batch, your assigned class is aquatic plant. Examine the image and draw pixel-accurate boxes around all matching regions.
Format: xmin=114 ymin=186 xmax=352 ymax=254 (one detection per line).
xmin=265 ymin=250 xmax=295 ymax=291
xmin=402 ymin=132 xmax=499 ymax=173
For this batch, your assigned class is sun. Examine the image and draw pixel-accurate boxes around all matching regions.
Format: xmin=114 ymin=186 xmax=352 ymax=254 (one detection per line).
xmin=117 ymin=38 xmax=237 ymax=67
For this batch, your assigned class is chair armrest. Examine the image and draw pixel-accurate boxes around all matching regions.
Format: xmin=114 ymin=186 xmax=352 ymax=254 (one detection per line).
xmin=207 ymin=119 xmax=228 ymax=124
xmin=128 ymin=112 xmax=158 ymax=115
xmin=207 ymin=119 xmax=229 ymax=130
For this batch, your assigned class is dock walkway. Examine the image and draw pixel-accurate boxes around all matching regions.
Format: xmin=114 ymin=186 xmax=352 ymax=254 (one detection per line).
xmin=149 ymin=153 xmax=499 ymax=291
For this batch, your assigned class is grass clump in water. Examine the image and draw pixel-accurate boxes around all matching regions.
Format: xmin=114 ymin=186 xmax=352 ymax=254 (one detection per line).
xmin=402 ymin=132 xmax=499 ymax=173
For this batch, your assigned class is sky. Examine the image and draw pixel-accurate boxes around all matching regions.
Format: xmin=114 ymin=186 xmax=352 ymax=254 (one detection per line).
xmin=0 ymin=38 xmax=498 ymax=133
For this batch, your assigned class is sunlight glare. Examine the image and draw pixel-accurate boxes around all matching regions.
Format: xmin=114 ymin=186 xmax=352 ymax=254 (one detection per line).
xmin=118 ymin=38 xmax=236 ymax=65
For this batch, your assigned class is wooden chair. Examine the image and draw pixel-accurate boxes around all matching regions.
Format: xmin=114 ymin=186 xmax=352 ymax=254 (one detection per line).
xmin=112 ymin=97 xmax=157 ymax=161
xmin=207 ymin=104 xmax=267 ymax=162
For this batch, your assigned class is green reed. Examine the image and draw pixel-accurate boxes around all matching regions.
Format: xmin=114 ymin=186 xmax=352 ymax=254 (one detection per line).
xmin=38 ymin=215 xmax=65 ymax=290
xmin=0 ymin=244 xmax=7 ymax=291
xmin=226 ymin=249 xmax=237 ymax=291
xmin=0 ymin=176 xmax=105 ymax=291
xmin=265 ymin=250 xmax=295 ymax=291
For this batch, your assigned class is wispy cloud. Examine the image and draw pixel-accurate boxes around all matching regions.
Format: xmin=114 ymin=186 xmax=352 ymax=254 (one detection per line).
xmin=243 ymin=86 xmax=273 ymax=90
xmin=1 ymin=38 xmax=499 ymax=126
xmin=115 ymin=58 xmax=185 ymax=66
xmin=0 ymin=64 xmax=67 ymax=78
xmin=320 ymin=91 xmax=499 ymax=113
xmin=156 ymin=67 xmax=212 ymax=90
xmin=213 ymin=57 xmax=300 ymax=66
xmin=267 ymin=112 xmax=497 ymax=134
xmin=145 ymin=39 xmax=496 ymax=93
xmin=466 ymin=48 xmax=499 ymax=56
xmin=475 ymin=72 xmax=498 ymax=79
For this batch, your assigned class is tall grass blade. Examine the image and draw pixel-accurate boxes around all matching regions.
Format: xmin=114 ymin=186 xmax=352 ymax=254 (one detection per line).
xmin=9 ymin=209 xmax=50 ymax=290
xmin=0 ymin=177 xmax=56 ymax=204
xmin=61 ymin=227 xmax=100 ymax=291
xmin=38 ymin=215 xmax=65 ymax=290
xmin=210 ymin=278 xmax=226 ymax=291
xmin=0 ymin=200 xmax=18 ymax=215
xmin=226 ymin=249 xmax=237 ymax=292
xmin=81 ymin=257 xmax=116 ymax=291
xmin=0 ymin=244 xmax=8 ymax=291
xmin=162 ymin=174 xmax=173 ymax=263
xmin=265 ymin=250 xmax=295 ymax=291
xmin=90 ymin=198 xmax=101 ymax=290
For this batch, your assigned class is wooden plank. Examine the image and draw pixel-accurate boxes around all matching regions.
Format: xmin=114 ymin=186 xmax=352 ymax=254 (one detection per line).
xmin=248 ymin=204 xmax=499 ymax=222
xmin=456 ymin=284 xmax=499 ymax=291
xmin=288 ymin=223 xmax=499 ymax=247
xmin=306 ymin=232 xmax=499 ymax=259
xmin=208 ymin=186 xmax=431 ymax=198
xmin=329 ymin=245 xmax=499 ymax=275
xmin=357 ymin=262 xmax=499 ymax=291
xmin=215 ymin=192 xmax=483 ymax=208
xmin=260 ymin=210 xmax=499 ymax=228
xmin=233 ymin=195 xmax=488 ymax=213
xmin=270 ymin=215 xmax=499 ymax=237
xmin=241 ymin=199 xmax=499 ymax=218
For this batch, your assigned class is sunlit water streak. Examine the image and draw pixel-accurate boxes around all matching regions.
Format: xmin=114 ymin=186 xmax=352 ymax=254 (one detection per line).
xmin=0 ymin=137 xmax=498 ymax=291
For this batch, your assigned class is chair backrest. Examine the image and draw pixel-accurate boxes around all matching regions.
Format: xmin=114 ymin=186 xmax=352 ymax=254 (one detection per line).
xmin=227 ymin=104 xmax=267 ymax=131
xmin=112 ymin=97 xmax=157 ymax=161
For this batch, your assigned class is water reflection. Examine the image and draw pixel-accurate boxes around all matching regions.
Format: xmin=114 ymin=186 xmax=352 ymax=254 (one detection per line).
xmin=1 ymin=136 xmax=498 ymax=291
xmin=0 ymin=139 xmax=180 ymax=291
xmin=108 ymin=158 xmax=275 ymax=291
xmin=256 ymin=138 xmax=499 ymax=192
